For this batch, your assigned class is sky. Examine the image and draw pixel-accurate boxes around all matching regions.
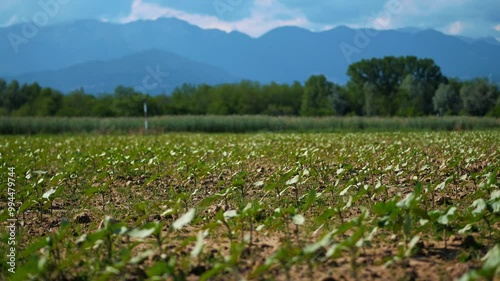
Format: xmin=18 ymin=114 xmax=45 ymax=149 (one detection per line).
xmin=0 ymin=0 xmax=499 ymax=39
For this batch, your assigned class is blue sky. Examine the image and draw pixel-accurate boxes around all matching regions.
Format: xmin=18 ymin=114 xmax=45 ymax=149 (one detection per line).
xmin=1 ymin=0 xmax=499 ymax=39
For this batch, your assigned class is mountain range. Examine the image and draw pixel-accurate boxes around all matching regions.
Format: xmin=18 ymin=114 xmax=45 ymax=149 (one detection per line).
xmin=8 ymin=49 xmax=237 ymax=94
xmin=1 ymin=18 xmax=499 ymax=94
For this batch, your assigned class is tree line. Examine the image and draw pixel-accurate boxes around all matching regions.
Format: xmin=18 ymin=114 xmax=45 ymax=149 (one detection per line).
xmin=1 ymin=56 xmax=499 ymax=117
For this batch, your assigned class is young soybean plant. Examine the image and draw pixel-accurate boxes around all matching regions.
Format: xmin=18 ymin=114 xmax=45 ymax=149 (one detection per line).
xmin=144 ymin=208 xmax=196 ymax=279
xmin=12 ymin=219 xmax=71 ymax=281
xmin=239 ymin=200 xmax=263 ymax=247
xmin=127 ymin=221 xmax=163 ymax=255
xmin=340 ymin=209 xmax=370 ymax=280
xmin=458 ymin=244 xmax=500 ymax=281
xmin=461 ymin=189 xmax=499 ymax=240
xmin=428 ymin=206 xmax=457 ymax=250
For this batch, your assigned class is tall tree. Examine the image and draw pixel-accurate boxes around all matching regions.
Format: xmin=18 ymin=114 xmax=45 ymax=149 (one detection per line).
xmin=111 ymin=86 xmax=145 ymax=116
xmin=328 ymin=83 xmax=348 ymax=115
xmin=362 ymin=82 xmax=379 ymax=116
xmin=237 ymin=80 xmax=262 ymax=114
xmin=344 ymin=81 xmax=364 ymax=115
xmin=460 ymin=78 xmax=499 ymax=116
xmin=301 ymin=75 xmax=335 ymax=116
xmin=397 ymin=74 xmax=426 ymax=116
xmin=57 ymin=88 xmax=96 ymax=116
xmin=433 ymin=83 xmax=461 ymax=115
xmin=347 ymin=56 xmax=445 ymax=116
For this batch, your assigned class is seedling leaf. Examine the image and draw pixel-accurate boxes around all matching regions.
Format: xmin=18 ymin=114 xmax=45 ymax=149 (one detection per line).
xmin=173 ymin=208 xmax=195 ymax=230
xmin=191 ymin=230 xmax=206 ymax=258
xmin=471 ymin=199 xmax=486 ymax=215
xmin=254 ymin=181 xmax=264 ymax=187
xmin=128 ymin=227 xmax=156 ymax=239
xmin=437 ymin=207 xmax=456 ymax=225
xmin=482 ymin=244 xmax=500 ymax=270
xmin=286 ymin=175 xmax=299 ymax=186
xmin=130 ymin=250 xmax=154 ymax=264
xmin=223 ymin=210 xmax=238 ymax=219
xmin=42 ymin=188 xmax=56 ymax=200
xmin=292 ymin=214 xmax=305 ymax=225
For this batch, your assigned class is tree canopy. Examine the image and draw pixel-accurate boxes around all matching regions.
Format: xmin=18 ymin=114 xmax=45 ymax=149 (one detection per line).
xmin=1 ymin=56 xmax=498 ymax=117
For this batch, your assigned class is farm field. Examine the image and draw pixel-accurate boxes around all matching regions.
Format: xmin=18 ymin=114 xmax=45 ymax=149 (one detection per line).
xmin=1 ymin=132 xmax=499 ymax=281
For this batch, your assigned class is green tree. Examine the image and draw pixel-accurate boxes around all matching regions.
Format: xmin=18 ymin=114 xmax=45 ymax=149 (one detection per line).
xmin=487 ymin=96 xmax=500 ymax=117
xmin=262 ymin=82 xmax=302 ymax=115
xmin=0 ymin=79 xmax=7 ymax=115
xmin=347 ymin=56 xmax=445 ymax=116
xmin=14 ymin=86 xmax=62 ymax=116
xmin=170 ymin=83 xmax=198 ymax=114
xmin=301 ymin=75 xmax=335 ymax=116
xmin=111 ymin=86 xmax=145 ymax=116
xmin=460 ymin=78 xmax=499 ymax=116
xmin=92 ymin=94 xmax=116 ymax=117
xmin=236 ymin=80 xmax=262 ymax=114
xmin=328 ymin=83 xmax=348 ymax=115
xmin=192 ymin=84 xmax=212 ymax=115
xmin=2 ymin=80 xmax=21 ymax=114
xmin=362 ymin=82 xmax=379 ymax=116
xmin=57 ymin=88 xmax=97 ymax=116
xmin=397 ymin=75 xmax=426 ymax=116
xmin=36 ymin=87 xmax=62 ymax=116
xmin=433 ymin=83 xmax=461 ymax=115
xmin=151 ymin=94 xmax=172 ymax=115
xmin=289 ymin=81 xmax=304 ymax=115
xmin=207 ymin=84 xmax=237 ymax=115
xmin=344 ymin=81 xmax=364 ymax=116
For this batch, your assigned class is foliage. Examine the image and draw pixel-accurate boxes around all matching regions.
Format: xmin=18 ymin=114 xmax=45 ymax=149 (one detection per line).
xmin=347 ymin=56 xmax=445 ymax=116
xmin=0 ymin=132 xmax=498 ymax=280
xmin=460 ymin=78 xmax=499 ymax=116
xmin=433 ymin=83 xmax=461 ymax=116
xmin=0 ymin=116 xmax=498 ymax=134
xmin=1 ymin=56 xmax=499 ymax=118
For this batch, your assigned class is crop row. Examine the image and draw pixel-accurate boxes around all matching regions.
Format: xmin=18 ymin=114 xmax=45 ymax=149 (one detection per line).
xmin=0 ymin=132 xmax=498 ymax=280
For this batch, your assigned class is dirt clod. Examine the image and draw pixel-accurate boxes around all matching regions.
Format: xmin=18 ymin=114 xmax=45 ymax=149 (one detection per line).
xmin=435 ymin=196 xmax=453 ymax=205
xmin=461 ymin=235 xmax=480 ymax=249
xmin=74 ymin=212 xmax=91 ymax=224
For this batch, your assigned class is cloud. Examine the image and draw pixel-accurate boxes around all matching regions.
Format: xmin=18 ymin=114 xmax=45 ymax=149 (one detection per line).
xmin=285 ymin=0 xmax=500 ymax=38
xmin=446 ymin=21 xmax=464 ymax=35
xmin=1 ymin=0 xmax=499 ymax=39
xmin=396 ymin=0 xmax=465 ymax=16
xmin=0 ymin=15 xmax=18 ymax=27
xmin=118 ymin=0 xmax=331 ymax=37
xmin=118 ymin=0 xmax=239 ymax=33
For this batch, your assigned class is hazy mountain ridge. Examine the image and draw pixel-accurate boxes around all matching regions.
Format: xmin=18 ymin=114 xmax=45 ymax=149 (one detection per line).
xmin=8 ymin=49 xmax=238 ymax=94
xmin=1 ymin=18 xmax=499 ymax=94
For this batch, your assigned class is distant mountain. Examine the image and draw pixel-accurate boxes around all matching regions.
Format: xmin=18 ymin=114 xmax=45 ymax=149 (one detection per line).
xmin=455 ymin=35 xmax=500 ymax=46
xmin=8 ymin=49 xmax=238 ymax=94
xmin=395 ymin=27 xmax=423 ymax=34
xmin=393 ymin=27 xmax=500 ymax=46
xmin=1 ymin=18 xmax=499 ymax=93
xmin=0 ymin=18 xmax=252 ymax=75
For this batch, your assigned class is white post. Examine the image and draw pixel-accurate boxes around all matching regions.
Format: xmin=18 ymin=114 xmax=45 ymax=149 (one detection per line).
xmin=143 ymin=101 xmax=148 ymax=132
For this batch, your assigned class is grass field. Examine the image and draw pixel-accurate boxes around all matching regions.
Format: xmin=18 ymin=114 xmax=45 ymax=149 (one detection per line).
xmin=1 ymin=132 xmax=499 ymax=280
xmin=0 ymin=116 xmax=499 ymax=134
